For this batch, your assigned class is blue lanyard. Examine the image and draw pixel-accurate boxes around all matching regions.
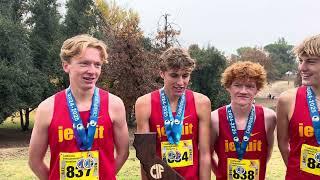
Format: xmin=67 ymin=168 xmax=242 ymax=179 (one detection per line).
xmin=226 ymin=104 xmax=256 ymax=160
xmin=66 ymin=87 xmax=100 ymax=150
xmin=306 ymin=86 xmax=320 ymax=145
xmin=160 ymin=88 xmax=186 ymax=144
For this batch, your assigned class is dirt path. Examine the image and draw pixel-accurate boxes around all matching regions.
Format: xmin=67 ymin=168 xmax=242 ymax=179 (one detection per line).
xmin=257 ymin=80 xmax=295 ymax=98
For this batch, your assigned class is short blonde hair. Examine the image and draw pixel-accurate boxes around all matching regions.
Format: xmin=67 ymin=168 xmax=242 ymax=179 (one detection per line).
xmin=60 ymin=34 xmax=108 ymax=63
xmin=159 ymin=47 xmax=196 ymax=71
xmin=294 ymin=34 xmax=320 ymax=59
xmin=221 ymin=61 xmax=267 ymax=91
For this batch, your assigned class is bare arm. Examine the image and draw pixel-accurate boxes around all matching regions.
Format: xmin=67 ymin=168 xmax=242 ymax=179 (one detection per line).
xmin=135 ymin=94 xmax=151 ymax=180
xmin=109 ymin=94 xmax=129 ymax=174
xmin=210 ymin=109 xmax=219 ymax=175
xmin=276 ymin=89 xmax=295 ymax=166
xmin=263 ymin=107 xmax=277 ymax=162
xmin=28 ymin=97 xmax=53 ymax=180
xmin=195 ymin=93 xmax=212 ymax=180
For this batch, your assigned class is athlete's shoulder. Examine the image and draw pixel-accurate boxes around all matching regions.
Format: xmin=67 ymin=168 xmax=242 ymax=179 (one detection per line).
xmin=135 ymin=92 xmax=152 ymax=107
xmin=108 ymin=92 xmax=125 ymax=109
xmin=262 ymin=107 xmax=276 ymax=120
xmin=37 ymin=95 xmax=55 ymax=113
xmin=35 ymin=95 xmax=55 ymax=127
xmin=278 ymin=87 xmax=298 ymax=101
xmin=192 ymin=91 xmax=211 ymax=105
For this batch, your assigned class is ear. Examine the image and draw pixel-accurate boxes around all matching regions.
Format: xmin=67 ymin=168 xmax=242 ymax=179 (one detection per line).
xmin=62 ymin=61 xmax=70 ymax=73
xmin=160 ymin=71 xmax=165 ymax=79
xmin=226 ymin=87 xmax=231 ymax=94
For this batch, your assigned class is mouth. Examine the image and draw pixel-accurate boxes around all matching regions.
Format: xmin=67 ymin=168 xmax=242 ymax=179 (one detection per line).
xmin=301 ymin=73 xmax=311 ymax=79
xmin=173 ymin=86 xmax=185 ymax=92
xmin=83 ymin=77 xmax=95 ymax=83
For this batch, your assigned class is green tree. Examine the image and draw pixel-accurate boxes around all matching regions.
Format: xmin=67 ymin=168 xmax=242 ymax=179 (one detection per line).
xmin=264 ymin=38 xmax=296 ymax=77
xmin=64 ymin=0 xmax=100 ymax=37
xmin=189 ymin=44 xmax=229 ymax=109
xmin=0 ymin=6 xmax=45 ymax=129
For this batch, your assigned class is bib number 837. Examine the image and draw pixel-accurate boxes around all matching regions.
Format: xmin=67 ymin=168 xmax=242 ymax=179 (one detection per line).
xmin=66 ymin=166 xmax=91 ymax=178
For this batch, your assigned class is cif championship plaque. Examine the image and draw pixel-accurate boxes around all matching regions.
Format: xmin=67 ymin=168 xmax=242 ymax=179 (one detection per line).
xmin=133 ymin=133 xmax=184 ymax=180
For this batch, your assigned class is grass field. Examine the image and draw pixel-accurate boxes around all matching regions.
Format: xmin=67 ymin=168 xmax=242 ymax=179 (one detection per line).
xmin=0 ymin=80 xmax=292 ymax=179
xmin=0 ymin=109 xmax=286 ymax=180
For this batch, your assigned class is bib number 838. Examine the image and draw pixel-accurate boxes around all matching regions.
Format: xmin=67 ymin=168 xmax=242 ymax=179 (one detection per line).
xmin=232 ymin=169 xmax=255 ymax=180
xmin=307 ymin=158 xmax=320 ymax=169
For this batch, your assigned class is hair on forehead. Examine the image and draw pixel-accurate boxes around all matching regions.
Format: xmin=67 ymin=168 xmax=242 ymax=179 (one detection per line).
xmin=60 ymin=34 xmax=108 ymax=63
xmin=221 ymin=61 xmax=267 ymax=91
xmin=294 ymin=34 xmax=320 ymax=58
xmin=159 ymin=47 xmax=196 ymax=71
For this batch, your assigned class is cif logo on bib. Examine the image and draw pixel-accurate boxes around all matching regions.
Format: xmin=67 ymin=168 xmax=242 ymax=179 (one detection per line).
xmin=76 ymin=156 xmax=95 ymax=170
xmin=150 ymin=164 xmax=164 ymax=179
xmin=236 ymin=166 xmax=246 ymax=175
xmin=315 ymin=152 xmax=320 ymax=163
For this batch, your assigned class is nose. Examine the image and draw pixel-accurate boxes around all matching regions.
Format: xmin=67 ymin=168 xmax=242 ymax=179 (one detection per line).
xmin=87 ymin=64 xmax=95 ymax=74
xmin=176 ymin=76 xmax=184 ymax=85
xmin=240 ymin=86 xmax=248 ymax=93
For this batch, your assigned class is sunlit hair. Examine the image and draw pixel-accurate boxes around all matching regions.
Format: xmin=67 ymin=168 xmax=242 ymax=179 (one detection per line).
xmin=221 ymin=61 xmax=267 ymax=91
xmin=294 ymin=34 xmax=320 ymax=59
xmin=159 ymin=47 xmax=196 ymax=71
xmin=60 ymin=34 xmax=108 ymax=63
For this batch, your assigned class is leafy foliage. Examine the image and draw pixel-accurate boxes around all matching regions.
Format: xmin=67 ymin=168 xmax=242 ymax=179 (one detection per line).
xmin=96 ymin=0 xmax=161 ymax=126
xmin=189 ymin=44 xmax=229 ymax=109
xmin=0 ymin=13 xmax=45 ymax=126
xmin=264 ymin=38 xmax=297 ymax=77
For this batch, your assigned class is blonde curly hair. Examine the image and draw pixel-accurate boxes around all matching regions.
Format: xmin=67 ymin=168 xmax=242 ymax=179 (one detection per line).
xmin=294 ymin=34 xmax=320 ymax=59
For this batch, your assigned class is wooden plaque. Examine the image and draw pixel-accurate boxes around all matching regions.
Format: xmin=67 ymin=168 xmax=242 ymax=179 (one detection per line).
xmin=133 ymin=133 xmax=184 ymax=180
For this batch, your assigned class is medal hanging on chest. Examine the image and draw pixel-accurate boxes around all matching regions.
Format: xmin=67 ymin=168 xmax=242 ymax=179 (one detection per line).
xmin=226 ymin=104 xmax=256 ymax=160
xmin=66 ymin=87 xmax=100 ymax=150
xmin=160 ymin=88 xmax=186 ymax=144
xmin=306 ymin=86 xmax=320 ymax=145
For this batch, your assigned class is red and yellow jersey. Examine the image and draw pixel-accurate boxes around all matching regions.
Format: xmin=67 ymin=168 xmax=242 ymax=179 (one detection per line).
xmin=48 ymin=89 xmax=116 ymax=180
xmin=149 ymin=89 xmax=199 ymax=180
xmin=214 ymin=105 xmax=268 ymax=180
xmin=286 ymin=86 xmax=320 ymax=179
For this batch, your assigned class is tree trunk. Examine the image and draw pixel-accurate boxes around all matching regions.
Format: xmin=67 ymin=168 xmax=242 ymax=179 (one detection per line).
xmin=20 ymin=108 xmax=30 ymax=131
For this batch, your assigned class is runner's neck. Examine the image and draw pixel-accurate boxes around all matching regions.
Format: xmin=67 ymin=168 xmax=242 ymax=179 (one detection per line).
xmin=163 ymin=87 xmax=181 ymax=110
xmin=230 ymin=102 xmax=253 ymax=122
xmin=69 ymin=85 xmax=95 ymax=111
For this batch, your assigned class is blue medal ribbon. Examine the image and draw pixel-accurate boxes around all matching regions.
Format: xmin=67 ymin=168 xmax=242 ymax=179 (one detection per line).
xmin=306 ymin=86 xmax=320 ymax=145
xmin=160 ymin=88 xmax=186 ymax=144
xmin=66 ymin=87 xmax=100 ymax=150
xmin=226 ymin=104 xmax=256 ymax=160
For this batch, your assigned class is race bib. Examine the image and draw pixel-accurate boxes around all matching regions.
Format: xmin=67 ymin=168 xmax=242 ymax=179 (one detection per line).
xmin=60 ymin=151 xmax=99 ymax=180
xmin=300 ymin=144 xmax=320 ymax=176
xmin=227 ymin=158 xmax=259 ymax=180
xmin=161 ymin=140 xmax=193 ymax=168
